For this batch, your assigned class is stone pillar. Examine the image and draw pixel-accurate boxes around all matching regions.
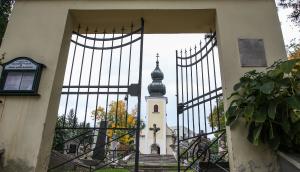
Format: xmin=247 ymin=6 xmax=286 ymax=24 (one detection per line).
xmin=0 ymin=2 xmax=72 ymax=172
xmin=216 ymin=1 xmax=286 ymax=172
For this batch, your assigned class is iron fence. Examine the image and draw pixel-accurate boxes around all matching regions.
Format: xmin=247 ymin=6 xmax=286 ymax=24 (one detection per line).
xmin=176 ymin=32 xmax=229 ymax=172
xmin=49 ymin=18 xmax=144 ymax=172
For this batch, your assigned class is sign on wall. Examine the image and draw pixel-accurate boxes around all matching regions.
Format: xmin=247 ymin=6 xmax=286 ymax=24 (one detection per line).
xmin=238 ymin=38 xmax=267 ymax=67
xmin=0 ymin=57 xmax=45 ymax=96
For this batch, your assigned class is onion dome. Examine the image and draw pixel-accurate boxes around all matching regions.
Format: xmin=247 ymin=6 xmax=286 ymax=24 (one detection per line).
xmin=148 ymin=54 xmax=166 ymax=96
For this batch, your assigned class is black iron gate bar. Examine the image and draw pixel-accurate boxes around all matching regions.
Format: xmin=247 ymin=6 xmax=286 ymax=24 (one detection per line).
xmin=50 ymin=18 xmax=144 ymax=172
xmin=50 ymin=129 xmax=136 ymax=170
xmin=176 ymin=32 xmax=220 ymax=137
xmin=184 ymin=130 xmax=226 ymax=169
xmin=176 ymin=32 xmax=228 ymax=172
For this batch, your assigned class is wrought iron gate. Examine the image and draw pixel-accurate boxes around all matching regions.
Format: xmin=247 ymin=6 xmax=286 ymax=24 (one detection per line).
xmin=49 ymin=19 xmax=144 ymax=172
xmin=176 ymin=32 xmax=229 ymax=172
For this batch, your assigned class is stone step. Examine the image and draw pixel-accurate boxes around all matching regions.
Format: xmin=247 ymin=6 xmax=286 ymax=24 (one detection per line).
xmin=128 ymin=154 xmax=177 ymax=164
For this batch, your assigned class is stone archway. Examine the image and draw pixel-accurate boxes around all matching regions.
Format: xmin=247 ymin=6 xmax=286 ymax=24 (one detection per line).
xmin=0 ymin=1 xmax=286 ymax=171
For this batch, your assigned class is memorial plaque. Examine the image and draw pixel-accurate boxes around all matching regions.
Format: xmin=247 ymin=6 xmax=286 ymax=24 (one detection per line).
xmin=238 ymin=38 xmax=267 ymax=67
xmin=0 ymin=57 xmax=45 ymax=96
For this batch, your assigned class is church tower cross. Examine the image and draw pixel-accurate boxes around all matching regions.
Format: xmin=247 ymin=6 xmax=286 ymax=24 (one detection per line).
xmin=149 ymin=124 xmax=160 ymax=144
xmin=156 ymin=53 xmax=159 ymax=66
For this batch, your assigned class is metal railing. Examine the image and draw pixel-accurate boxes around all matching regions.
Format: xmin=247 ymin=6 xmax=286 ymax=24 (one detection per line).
xmin=49 ymin=18 xmax=144 ymax=172
xmin=176 ymin=32 xmax=229 ymax=172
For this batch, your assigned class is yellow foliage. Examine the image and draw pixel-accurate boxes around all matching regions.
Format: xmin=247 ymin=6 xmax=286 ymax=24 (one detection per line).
xmin=288 ymin=47 xmax=300 ymax=60
xmin=91 ymin=100 xmax=138 ymax=145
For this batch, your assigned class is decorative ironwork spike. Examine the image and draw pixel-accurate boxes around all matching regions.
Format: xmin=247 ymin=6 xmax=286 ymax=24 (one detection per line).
xmin=112 ymin=28 xmax=116 ymax=33
xmin=85 ymin=27 xmax=89 ymax=33
xmin=103 ymin=29 xmax=106 ymax=34
xmin=121 ymin=26 xmax=125 ymax=33
xmin=75 ymin=24 xmax=81 ymax=33
xmin=94 ymin=28 xmax=98 ymax=33
xmin=194 ymin=45 xmax=197 ymax=51
xmin=190 ymin=47 xmax=192 ymax=52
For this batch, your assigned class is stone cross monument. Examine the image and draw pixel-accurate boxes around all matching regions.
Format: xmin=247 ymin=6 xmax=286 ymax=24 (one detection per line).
xmin=149 ymin=123 xmax=160 ymax=144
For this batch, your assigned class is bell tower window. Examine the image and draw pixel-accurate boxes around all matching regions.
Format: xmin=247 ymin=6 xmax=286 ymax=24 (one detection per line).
xmin=154 ymin=104 xmax=159 ymax=112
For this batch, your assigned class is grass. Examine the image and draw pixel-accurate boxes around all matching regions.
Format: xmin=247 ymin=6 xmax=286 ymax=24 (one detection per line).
xmin=95 ymin=168 xmax=130 ymax=172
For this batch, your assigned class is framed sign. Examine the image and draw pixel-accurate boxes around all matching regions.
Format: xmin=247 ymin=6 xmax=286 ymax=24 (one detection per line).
xmin=0 ymin=57 xmax=45 ymax=96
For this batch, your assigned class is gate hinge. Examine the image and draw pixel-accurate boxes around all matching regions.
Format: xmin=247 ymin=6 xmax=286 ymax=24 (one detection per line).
xmin=128 ymin=84 xmax=140 ymax=97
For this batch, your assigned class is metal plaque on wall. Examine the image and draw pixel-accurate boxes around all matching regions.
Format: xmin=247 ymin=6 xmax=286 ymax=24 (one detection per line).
xmin=238 ymin=38 xmax=267 ymax=67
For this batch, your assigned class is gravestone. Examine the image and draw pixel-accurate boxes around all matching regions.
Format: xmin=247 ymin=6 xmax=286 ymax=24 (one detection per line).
xmin=92 ymin=121 xmax=107 ymax=161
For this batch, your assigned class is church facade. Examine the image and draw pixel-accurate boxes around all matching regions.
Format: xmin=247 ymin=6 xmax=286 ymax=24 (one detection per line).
xmin=139 ymin=58 xmax=175 ymax=155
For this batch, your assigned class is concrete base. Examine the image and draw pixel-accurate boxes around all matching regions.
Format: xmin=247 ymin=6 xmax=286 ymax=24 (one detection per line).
xmin=278 ymin=151 xmax=300 ymax=172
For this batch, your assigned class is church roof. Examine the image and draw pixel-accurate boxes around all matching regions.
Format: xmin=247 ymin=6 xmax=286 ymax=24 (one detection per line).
xmin=148 ymin=54 xmax=166 ymax=96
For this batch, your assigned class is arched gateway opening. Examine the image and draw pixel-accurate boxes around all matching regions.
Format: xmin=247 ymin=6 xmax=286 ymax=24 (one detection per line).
xmin=47 ymin=14 xmax=229 ymax=171
xmin=0 ymin=2 xmax=286 ymax=172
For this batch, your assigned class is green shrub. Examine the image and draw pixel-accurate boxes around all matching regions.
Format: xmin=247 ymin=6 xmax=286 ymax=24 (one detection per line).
xmin=226 ymin=59 xmax=300 ymax=152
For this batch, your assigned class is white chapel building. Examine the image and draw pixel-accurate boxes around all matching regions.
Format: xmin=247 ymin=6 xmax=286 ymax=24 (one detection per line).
xmin=139 ymin=58 xmax=175 ymax=155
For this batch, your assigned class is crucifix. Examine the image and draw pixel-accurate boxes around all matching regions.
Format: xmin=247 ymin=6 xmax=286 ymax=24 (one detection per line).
xmin=149 ymin=123 xmax=160 ymax=144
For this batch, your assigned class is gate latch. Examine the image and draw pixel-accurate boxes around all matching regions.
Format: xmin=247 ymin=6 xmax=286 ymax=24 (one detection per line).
xmin=177 ymin=103 xmax=185 ymax=114
xmin=128 ymin=84 xmax=140 ymax=97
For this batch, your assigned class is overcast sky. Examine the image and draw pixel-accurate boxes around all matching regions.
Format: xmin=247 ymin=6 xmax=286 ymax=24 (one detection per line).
xmin=141 ymin=7 xmax=300 ymax=127
xmin=58 ymin=6 xmax=300 ymax=129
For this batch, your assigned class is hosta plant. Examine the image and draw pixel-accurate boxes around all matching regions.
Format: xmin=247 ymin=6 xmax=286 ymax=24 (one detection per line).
xmin=225 ymin=59 xmax=300 ymax=152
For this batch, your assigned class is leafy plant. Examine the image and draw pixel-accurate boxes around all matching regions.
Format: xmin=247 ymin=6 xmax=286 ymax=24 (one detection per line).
xmin=52 ymin=109 xmax=93 ymax=152
xmin=225 ymin=59 xmax=300 ymax=152
xmin=0 ymin=0 xmax=14 ymax=46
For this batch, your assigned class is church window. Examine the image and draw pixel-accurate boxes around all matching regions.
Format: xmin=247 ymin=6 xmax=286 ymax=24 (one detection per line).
xmin=154 ymin=104 xmax=159 ymax=112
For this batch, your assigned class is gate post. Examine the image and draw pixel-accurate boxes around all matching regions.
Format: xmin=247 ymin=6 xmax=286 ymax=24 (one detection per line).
xmin=0 ymin=2 xmax=72 ymax=171
xmin=215 ymin=1 xmax=286 ymax=172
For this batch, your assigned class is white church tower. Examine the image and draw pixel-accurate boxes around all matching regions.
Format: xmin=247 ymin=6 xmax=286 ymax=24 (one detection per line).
xmin=144 ymin=56 xmax=168 ymax=155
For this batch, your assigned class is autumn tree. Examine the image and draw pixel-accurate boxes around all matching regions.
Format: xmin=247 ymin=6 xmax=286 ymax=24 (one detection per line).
xmin=208 ymin=99 xmax=228 ymax=160
xmin=0 ymin=0 xmax=14 ymax=46
xmin=208 ymin=99 xmax=225 ymax=131
xmin=279 ymin=0 xmax=300 ymax=24
xmin=53 ymin=109 xmax=93 ymax=152
xmin=288 ymin=42 xmax=300 ymax=59
xmin=91 ymin=100 xmax=144 ymax=149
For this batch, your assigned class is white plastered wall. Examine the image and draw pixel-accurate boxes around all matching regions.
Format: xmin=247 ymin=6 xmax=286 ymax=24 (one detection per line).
xmin=145 ymin=97 xmax=167 ymax=155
